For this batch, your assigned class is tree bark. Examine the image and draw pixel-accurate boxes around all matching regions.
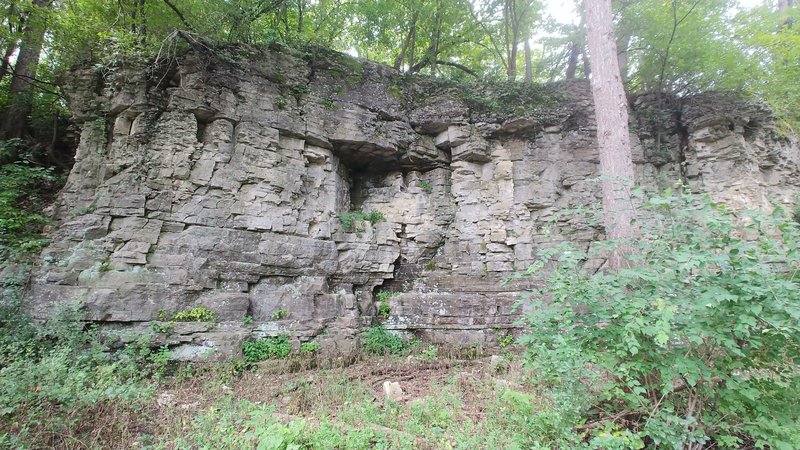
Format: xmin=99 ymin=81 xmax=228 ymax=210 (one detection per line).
xmin=565 ymin=41 xmax=579 ymax=79
xmin=524 ymin=40 xmax=532 ymax=82
xmin=0 ymin=1 xmax=19 ymax=83
xmin=583 ymin=0 xmax=638 ymax=267
xmin=1 ymin=0 xmax=52 ymax=141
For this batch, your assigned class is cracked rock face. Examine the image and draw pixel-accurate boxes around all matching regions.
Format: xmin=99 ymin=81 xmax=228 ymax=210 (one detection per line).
xmin=30 ymin=45 xmax=800 ymax=360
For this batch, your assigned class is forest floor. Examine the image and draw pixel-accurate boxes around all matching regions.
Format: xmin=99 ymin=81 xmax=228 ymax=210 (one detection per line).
xmin=105 ymin=351 xmax=547 ymax=449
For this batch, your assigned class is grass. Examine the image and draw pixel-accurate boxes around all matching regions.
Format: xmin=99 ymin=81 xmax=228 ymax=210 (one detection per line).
xmin=112 ymin=352 xmax=551 ymax=449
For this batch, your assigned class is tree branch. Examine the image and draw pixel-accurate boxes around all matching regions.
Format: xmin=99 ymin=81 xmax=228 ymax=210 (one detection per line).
xmin=162 ymin=0 xmax=194 ymax=31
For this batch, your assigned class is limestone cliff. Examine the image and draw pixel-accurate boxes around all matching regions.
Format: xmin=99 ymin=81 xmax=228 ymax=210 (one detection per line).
xmin=29 ymin=43 xmax=800 ymax=360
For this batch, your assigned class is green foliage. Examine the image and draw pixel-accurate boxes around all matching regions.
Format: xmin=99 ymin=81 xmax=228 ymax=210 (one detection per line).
xmin=338 ymin=209 xmax=386 ymax=232
xmin=733 ymin=5 xmax=800 ymax=132
xmin=378 ymin=300 xmax=391 ymax=320
xmin=0 ymin=275 xmax=158 ymax=447
xmin=171 ymin=306 xmax=217 ymax=322
xmin=418 ymin=180 xmax=433 ymax=192
xmin=0 ymin=144 xmax=58 ymax=257
xmin=271 ymin=307 xmax=289 ymax=320
xmin=455 ymin=78 xmax=565 ymax=116
xmin=418 ymin=344 xmax=438 ymax=361
xmin=275 ymin=95 xmax=289 ymax=110
xmin=151 ymin=321 xmax=176 ymax=334
xmin=170 ymin=396 xmax=394 ymax=449
xmin=300 ymin=341 xmax=320 ymax=354
xmin=375 ymin=289 xmax=398 ymax=320
xmin=361 ymin=326 xmax=418 ymax=356
xmin=243 ymin=335 xmax=292 ymax=363
xmin=619 ymin=0 xmax=754 ymax=95
xmin=243 ymin=315 xmax=254 ymax=325
xmin=520 ymin=189 xmax=800 ymax=449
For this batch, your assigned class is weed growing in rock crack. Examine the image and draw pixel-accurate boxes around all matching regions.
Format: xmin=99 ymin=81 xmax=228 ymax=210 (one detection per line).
xmin=151 ymin=321 xmax=175 ymax=334
xmin=338 ymin=209 xmax=385 ymax=232
xmin=275 ymin=95 xmax=288 ymax=110
xmin=98 ymin=259 xmax=112 ymax=272
xmin=361 ymin=326 xmax=418 ymax=356
xmin=418 ymin=180 xmax=433 ymax=192
xmin=242 ymin=315 xmax=254 ymax=325
xmin=375 ymin=289 xmax=399 ymax=319
xmin=242 ymin=334 xmax=292 ymax=363
xmin=377 ymin=300 xmax=391 ymax=319
xmin=172 ymin=306 xmax=216 ymax=322
xmin=271 ymin=307 xmax=289 ymax=320
xmin=299 ymin=341 xmax=320 ymax=354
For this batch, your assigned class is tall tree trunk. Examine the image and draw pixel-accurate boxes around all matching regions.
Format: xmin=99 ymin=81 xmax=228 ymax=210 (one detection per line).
xmin=565 ymin=41 xmax=580 ymax=79
xmin=508 ymin=41 xmax=518 ymax=79
xmin=1 ymin=0 xmax=52 ymax=141
xmin=0 ymin=1 xmax=19 ymax=83
xmin=778 ymin=0 xmax=792 ymax=11
xmin=0 ymin=43 xmax=17 ymax=83
xmin=297 ymin=0 xmax=304 ymax=33
xmin=583 ymin=0 xmax=638 ymax=267
xmin=524 ymin=40 xmax=532 ymax=82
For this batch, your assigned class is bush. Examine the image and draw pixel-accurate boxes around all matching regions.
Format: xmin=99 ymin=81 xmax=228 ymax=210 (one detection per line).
xmin=0 ymin=283 xmax=155 ymax=447
xmin=361 ymin=326 xmax=417 ymax=356
xmin=338 ymin=210 xmax=385 ymax=232
xmin=300 ymin=341 xmax=320 ymax=355
xmin=171 ymin=306 xmax=217 ymax=322
xmin=243 ymin=335 xmax=292 ymax=363
xmin=0 ymin=144 xmax=58 ymax=257
xmin=519 ymin=189 xmax=800 ymax=449
xmin=375 ymin=290 xmax=398 ymax=319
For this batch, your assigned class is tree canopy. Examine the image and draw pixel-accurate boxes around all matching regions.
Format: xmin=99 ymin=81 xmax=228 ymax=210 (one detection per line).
xmin=0 ymin=0 xmax=798 ymax=156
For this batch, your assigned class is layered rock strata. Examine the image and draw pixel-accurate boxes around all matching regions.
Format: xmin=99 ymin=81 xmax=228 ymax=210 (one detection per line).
xmin=29 ymin=44 xmax=800 ymax=359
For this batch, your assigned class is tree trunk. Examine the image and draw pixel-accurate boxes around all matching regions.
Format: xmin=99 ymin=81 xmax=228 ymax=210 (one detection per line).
xmin=778 ymin=0 xmax=791 ymax=11
xmin=0 ymin=1 xmax=19 ymax=83
xmin=508 ymin=41 xmax=518 ymax=80
xmin=583 ymin=0 xmax=638 ymax=267
xmin=524 ymin=40 xmax=532 ymax=82
xmin=1 ymin=0 xmax=52 ymax=141
xmin=0 ymin=42 xmax=17 ymax=83
xmin=565 ymin=41 xmax=579 ymax=79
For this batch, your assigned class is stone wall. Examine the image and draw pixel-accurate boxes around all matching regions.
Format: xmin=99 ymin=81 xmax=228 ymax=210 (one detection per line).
xmin=28 ymin=44 xmax=800 ymax=360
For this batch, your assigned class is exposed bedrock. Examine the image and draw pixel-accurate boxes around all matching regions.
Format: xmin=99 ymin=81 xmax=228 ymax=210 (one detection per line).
xmin=29 ymin=44 xmax=800 ymax=360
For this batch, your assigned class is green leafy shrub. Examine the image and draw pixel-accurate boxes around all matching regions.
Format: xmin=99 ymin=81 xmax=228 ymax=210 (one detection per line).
xmin=300 ymin=341 xmax=320 ymax=354
xmin=271 ymin=307 xmax=289 ymax=320
xmin=377 ymin=300 xmax=391 ymax=319
xmin=361 ymin=326 xmax=417 ymax=356
xmin=0 ymin=287 xmax=155 ymax=448
xmin=520 ymin=189 xmax=800 ymax=449
xmin=172 ymin=306 xmax=217 ymax=322
xmin=419 ymin=344 xmax=438 ymax=361
xmin=243 ymin=335 xmax=292 ymax=363
xmin=0 ymin=143 xmax=59 ymax=257
xmin=375 ymin=290 xmax=398 ymax=319
xmin=339 ymin=210 xmax=386 ymax=232
xmin=419 ymin=180 xmax=433 ymax=192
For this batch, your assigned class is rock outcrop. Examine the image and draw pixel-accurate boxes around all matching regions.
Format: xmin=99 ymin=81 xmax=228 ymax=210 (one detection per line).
xmin=29 ymin=43 xmax=800 ymax=360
